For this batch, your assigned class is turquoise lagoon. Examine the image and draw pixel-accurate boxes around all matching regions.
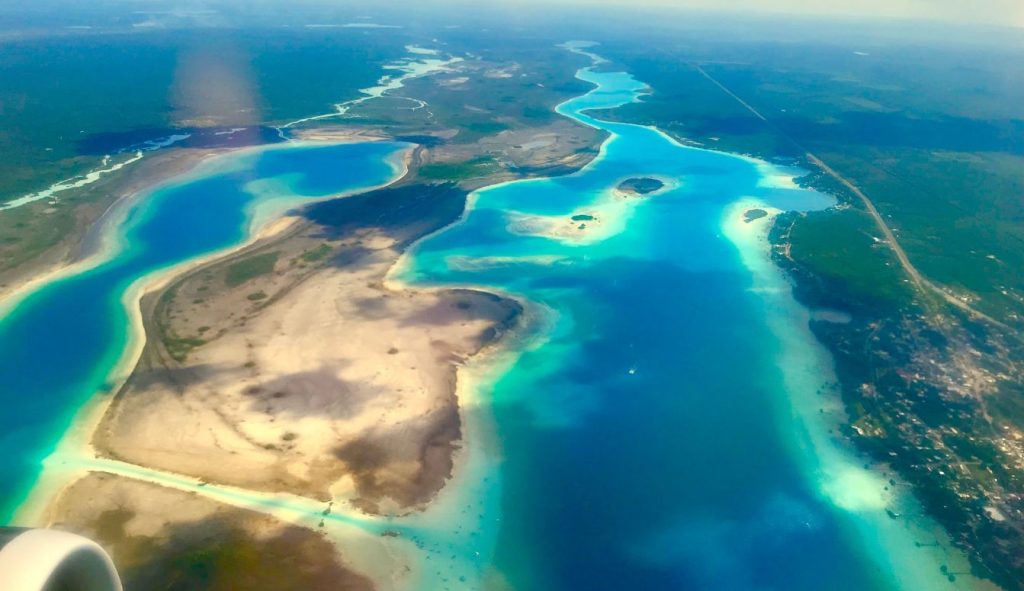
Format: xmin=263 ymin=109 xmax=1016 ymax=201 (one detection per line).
xmin=0 ymin=140 xmax=409 ymax=521
xmin=0 ymin=44 xmax=985 ymax=591
xmin=391 ymin=48 xmax=980 ymax=590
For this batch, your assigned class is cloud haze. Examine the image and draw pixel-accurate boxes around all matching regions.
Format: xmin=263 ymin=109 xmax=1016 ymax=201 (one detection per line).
xmin=498 ymin=0 xmax=1024 ymax=28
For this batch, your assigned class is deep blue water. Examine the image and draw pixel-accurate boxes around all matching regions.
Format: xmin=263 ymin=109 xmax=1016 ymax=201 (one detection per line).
xmin=0 ymin=140 xmax=407 ymax=521
xmin=394 ymin=52 xmax=939 ymax=590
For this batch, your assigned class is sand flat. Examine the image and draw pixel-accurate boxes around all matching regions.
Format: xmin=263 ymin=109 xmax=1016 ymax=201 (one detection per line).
xmin=94 ymin=199 xmax=519 ymax=514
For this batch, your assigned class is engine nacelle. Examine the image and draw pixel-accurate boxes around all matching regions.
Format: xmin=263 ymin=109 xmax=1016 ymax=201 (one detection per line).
xmin=0 ymin=528 xmax=122 ymax=591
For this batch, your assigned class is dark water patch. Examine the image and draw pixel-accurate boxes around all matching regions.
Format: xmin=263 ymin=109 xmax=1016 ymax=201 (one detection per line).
xmin=303 ymin=182 xmax=467 ymax=249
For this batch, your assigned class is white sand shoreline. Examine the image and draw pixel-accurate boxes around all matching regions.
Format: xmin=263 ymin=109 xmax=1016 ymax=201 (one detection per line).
xmin=723 ymin=200 xmax=997 ymax=591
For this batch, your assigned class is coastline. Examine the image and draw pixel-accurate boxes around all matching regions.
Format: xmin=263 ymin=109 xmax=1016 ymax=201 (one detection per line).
xmin=381 ymin=45 xmax=998 ymax=590
xmin=402 ymin=307 xmax=555 ymax=591
xmin=365 ymin=57 xmax=636 ymax=586
xmin=377 ymin=272 xmax=560 ymax=590
xmin=374 ymin=53 xmax=700 ymax=588
xmin=9 ymin=138 xmax=414 ymax=527
xmin=20 ymin=173 xmax=533 ymax=591
xmin=22 ymin=249 xmax=537 ymax=591
xmin=12 ymin=209 xmax=306 ymax=525
xmin=0 ymin=37 xmax=998 ymax=591
xmin=0 ymin=140 xmax=316 ymax=316
xmin=3 ymin=40 xmax=496 ymax=588
xmin=723 ymin=200 xmax=997 ymax=591
xmin=0 ymin=148 xmax=233 ymax=316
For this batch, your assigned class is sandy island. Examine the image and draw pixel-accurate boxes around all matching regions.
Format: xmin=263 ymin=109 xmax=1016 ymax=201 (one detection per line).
xmin=506 ymin=175 xmax=675 ymax=245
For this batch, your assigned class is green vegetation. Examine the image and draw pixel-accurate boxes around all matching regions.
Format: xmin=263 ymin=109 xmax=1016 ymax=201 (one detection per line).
xmin=742 ymin=209 xmax=768 ymax=222
xmin=785 ymin=208 xmax=914 ymax=307
xmin=0 ymin=201 xmax=75 ymax=274
xmin=523 ymin=105 xmax=555 ymax=121
xmin=808 ymin=147 xmax=1024 ymax=321
xmin=247 ymin=291 xmax=268 ymax=301
xmin=418 ymin=157 xmax=500 ymax=181
xmin=571 ymin=214 xmax=595 ymax=222
xmin=300 ymin=243 xmax=333 ymax=263
xmin=161 ymin=328 xmax=206 ymax=362
xmin=0 ymin=18 xmax=600 ymax=283
xmin=224 ymin=252 xmax=279 ymax=287
xmin=617 ymin=177 xmax=665 ymax=195
xmin=464 ymin=121 xmax=511 ymax=135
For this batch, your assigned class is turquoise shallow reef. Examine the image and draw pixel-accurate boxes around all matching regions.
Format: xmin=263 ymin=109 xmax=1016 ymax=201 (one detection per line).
xmin=0 ymin=140 xmax=408 ymax=521
xmin=392 ymin=44 xmax=979 ymax=590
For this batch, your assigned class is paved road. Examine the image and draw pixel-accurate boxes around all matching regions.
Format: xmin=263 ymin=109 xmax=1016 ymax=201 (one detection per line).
xmin=694 ymin=64 xmax=1009 ymax=331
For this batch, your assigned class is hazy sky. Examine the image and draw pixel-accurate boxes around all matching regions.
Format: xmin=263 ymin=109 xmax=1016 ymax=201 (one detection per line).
xmin=511 ymin=0 xmax=1024 ymax=28
xmin=3 ymin=0 xmax=1021 ymax=32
